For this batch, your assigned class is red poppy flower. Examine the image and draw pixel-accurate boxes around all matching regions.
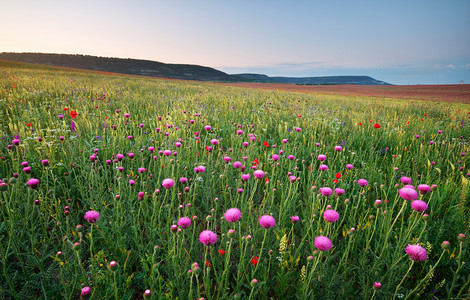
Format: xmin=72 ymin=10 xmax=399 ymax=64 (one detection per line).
xmin=70 ymin=111 xmax=78 ymax=118
xmin=63 ymin=108 xmax=68 ymax=111
xmin=374 ymin=123 xmax=380 ymax=129
xmin=251 ymin=257 xmax=259 ymax=265
xmin=335 ymin=172 xmax=342 ymax=179
xmin=263 ymin=141 xmax=269 ymax=147
xmin=359 ymin=123 xmax=362 ymax=126
xmin=265 ymin=179 xmax=270 ymax=183
xmin=218 ymin=249 xmax=226 ymax=255
xmin=205 ymin=260 xmax=211 ymax=267
xmin=27 ymin=123 xmax=32 ymax=127
xmin=308 ymin=166 xmax=311 ymax=171
xmin=253 ymin=158 xmax=259 ymax=166
xmin=333 ymin=179 xmax=338 ymax=184
xmin=297 ymin=115 xmax=302 ymax=118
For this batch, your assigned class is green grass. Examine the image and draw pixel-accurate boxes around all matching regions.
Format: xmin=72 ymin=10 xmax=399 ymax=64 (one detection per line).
xmin=0 ymin=62 xmax=469 ymax=299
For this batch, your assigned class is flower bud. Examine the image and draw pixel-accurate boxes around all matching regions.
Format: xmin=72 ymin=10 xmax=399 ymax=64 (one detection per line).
xmin=441 ymin=241 xmax=450 ymax=250
xmin=374 ymin=200 xmax=382 ymax=208
xmin=143 ymin=289 xmax=151 ymax=300
xmin=307 ymin=255 xmax=314 ymax=262
xmin=251 ymin=279 xmax=258 ymax=287
xmin=373 ymin=282 xmax=382 ymax=290
xmin=422 ymin=214 xmax=430 ymax=222
xmin=108 ymin=260 xmax=119 ymax=272
xmin=73 ymin=242 xmax=80 ymax=251
xmin=9 ymin=177 xmax=17 ymax=184
xmin=0 ymin=182 xmax=8 ymax=192
xmin=80 ymin=286 xmax=91 ymax=299
xmin=192 ymin=266 xmax=202 ymax=276
xmin=76 ymin=225 xmax=84 ymax=233
xmin=458 ymin=233 xmax=467 ymax=242
xmin=206 ymin=215 xmax=212 ymax=222
xmin=227 ymin=229 xmax=235 ymax=238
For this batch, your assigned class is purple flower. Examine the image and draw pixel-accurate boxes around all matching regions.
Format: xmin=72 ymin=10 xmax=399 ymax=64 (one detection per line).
xmin=26 ymin=178 xmax=40 ymax=189
xmin=199 ymin=230 xmax=217 ymax=245
xmin=162 ymin=178 xmax=175 ymax=189
xmin=399 ymin=188 xmax=418 ymax=201
xmin=334 ymin=188 xmax=345 ymax=197
xmin=400 ymin=176 xmax=412 ymax=185
xmin=320 ymin=187 xmax=333 ymax=197
xmin=358 ymin=179 xmax=369 ymax=187
xmin=254 ymin=170 xmax=265 ymax=179
xmin=84 ymin=210 xmax=100 ymax=223
xmin=405 ymin=244 xmax=427 ymax=261
xmin=411 ymin=200 xmax=428 ymax=212
xmin=290 ymin=216 xmax=300 ymax=223
xmin=314 ymin=236 xmax=332 ymax=251
xmin=259 ymin=215 xmax=276 ymax=228
xmin=417 ymin=184 xmax=431 ymax=195
xmin=224 ymin=208 xmax=242 ymax=222
xmin=241 ymin=174 xmax=250 ymax=181
xmin=323 ymin=210 xmax=340 ymax=222
xmin=177 ymin=217 xmax=191 ymax=229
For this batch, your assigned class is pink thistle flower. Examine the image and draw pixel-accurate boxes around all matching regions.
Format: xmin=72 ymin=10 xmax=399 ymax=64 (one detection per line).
xmin=319 ymin=164 xmax=328 ymax=171
xmin=254 ymin=170 xmax=265 ymax=179
xmin=411 ymin=200 xmax=428 ymax=212
xmin=162 ymin=178 xmax=175 ymax=189
xmin=400 ymin=176 xmax=412 ymax=185
xmin=177 ymin=217 xmax=191 ymax=229
xmin=199 ymin=230 xmax=217 ymax=245
xmin=346 ymin=164 xmax=354 ymax=170
xmin=241 ymin=174 xmax=250 ymax=181
xmin=320 ymin=187 xmax=333 ymax=197
xmin=314 ymin=236 xmax=332 ymax=251
xmin=323 ymin=210 xmax=340 ymax=222
xmin=224 ymin=208 xmax=242 ymax=222
xmin=233 ymin=161 xmax=242 ymax=168
xmin=272 ymin=154 xmax=280 ymax=161
xmin=84 ymin=210 xmax=100 ymax=223
xmin=358 ymin=179 xmax=369 ymax=187
xmin=334 ymin=146 xmax=342 ymax=151
xmin=210 ymin=139 xmax=219 ymax=145
xmin=405 ymin=244 xmax=427 ymax=261
xmin=259 ymin=215 xmax=276 ymax=228
xmin=317 ymin=154 xmax=326 ymax=161
xmin=179 ymin=177 xmax=188 ymax=184
xmin=417 ymin=184 xmax=431 ymax=195
xmin=290 ymin=216 xmax=300 ymax=223
xmin=26 ymin=178 xmax=40 ymax=189
xmin=399 ymin=187 xmax=418 ymax=201
xmin=334 ymin=188 xmax=345 ymax=197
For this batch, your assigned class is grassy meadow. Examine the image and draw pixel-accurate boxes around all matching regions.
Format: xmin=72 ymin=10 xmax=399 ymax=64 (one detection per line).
xmin=0 ymin=61 xmax=469 ymax=299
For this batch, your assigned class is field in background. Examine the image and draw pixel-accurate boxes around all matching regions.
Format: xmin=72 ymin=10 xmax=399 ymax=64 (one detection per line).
xmin=219 ymin=82 xmax=470 ymax=104
xmin=0 ymin=61 xmax=469 ymax=299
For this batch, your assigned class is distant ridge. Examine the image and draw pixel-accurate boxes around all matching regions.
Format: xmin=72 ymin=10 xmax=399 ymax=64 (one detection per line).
xmin=233 ymin=73 xmax=390 ymax=85
xmin=0 ymin=52 xmax=391 ymax=85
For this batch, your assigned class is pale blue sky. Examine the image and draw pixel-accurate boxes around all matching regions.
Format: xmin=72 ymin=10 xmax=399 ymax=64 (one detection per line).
xmin=1 ymin=0 xmax=469 ymax=84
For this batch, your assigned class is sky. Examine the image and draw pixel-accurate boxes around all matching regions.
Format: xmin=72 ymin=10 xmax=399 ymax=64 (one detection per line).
xmin=1 ymin=0 xmax=469 ymax=85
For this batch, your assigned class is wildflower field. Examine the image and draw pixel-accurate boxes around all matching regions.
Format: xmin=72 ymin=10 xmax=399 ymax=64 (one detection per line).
xmin=0 ymin=60 xmax=469 ymax=299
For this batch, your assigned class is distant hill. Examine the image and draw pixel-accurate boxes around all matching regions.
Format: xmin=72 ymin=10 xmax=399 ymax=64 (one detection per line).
xmin=233 ymin=74 xmax=390 ymax=85
xmin=0 ymin=52 xmax=391 ymax=85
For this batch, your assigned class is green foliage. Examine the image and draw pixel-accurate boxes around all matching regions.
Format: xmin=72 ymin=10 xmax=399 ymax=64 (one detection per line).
xmin=0 ymin=63 xmax=469 ymax=299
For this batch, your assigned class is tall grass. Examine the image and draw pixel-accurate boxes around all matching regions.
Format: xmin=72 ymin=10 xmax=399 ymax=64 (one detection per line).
xmin=0 ymin=61 xmax=469 ymax=299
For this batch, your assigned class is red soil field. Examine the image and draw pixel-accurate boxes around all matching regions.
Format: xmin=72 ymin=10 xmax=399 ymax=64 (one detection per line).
xmin=217 ymin=82 xmax=470 ymax=104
